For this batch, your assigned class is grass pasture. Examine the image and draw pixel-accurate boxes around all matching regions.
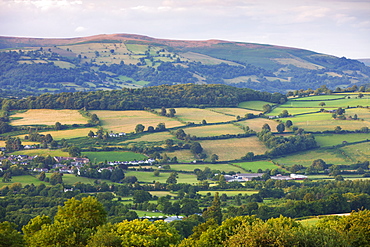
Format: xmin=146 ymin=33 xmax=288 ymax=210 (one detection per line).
xmin=90 ymin=110 xmax=184 ymax=133
xmin=290 ymin=95 xmax=345 ymax=101
xmin=200 ymin=137 xmax=269 ymax=161
xmin=10 ymin=109 xmax=88 ymax=126
xmin=121 ymin=131 xmax=175 ymax=144
xmin=273 ymin=148 xmax=355 ymax=167
xmin=11 ymin=149 xmax=69 ymax=157
xmin=238 ymin=101 xmax=272 ymax=111
xmin=169 ymin=163 xmax=242 ymax=173
xmin=237 ymin=118 xmax=280 ymax=132
xmin=232 ymin=161 xmax=282 ymax=172
xmin=83 ymin=151 xmax=147 ymax=163
xmin=267 ymin=107 xmax=322 ymax=116
xmin=184 ymin=124 xmax=245 ymax=137
xmin=282 ymin=97 xmax=370 ymax=108
xmin=166 ymin=149 xmax=195 ymax=163
xmin=125 ymin=171 xmax=198 ymax=184
xmin=0 ymin=175 xmax=47 ymax=187
xmin=174 ymin=108 xmax=235 ymax=124
xmin=341 ymin=142 xmax=370 ymax=162
xmin=283 ymin=112 xmax=370 ymax=132
xmin=314 ymin=133 xmax=370 ymax=147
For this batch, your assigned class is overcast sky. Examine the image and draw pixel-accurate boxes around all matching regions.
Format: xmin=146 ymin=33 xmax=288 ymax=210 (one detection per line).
xmin=0 ymin=0 xmax=369 ymax=59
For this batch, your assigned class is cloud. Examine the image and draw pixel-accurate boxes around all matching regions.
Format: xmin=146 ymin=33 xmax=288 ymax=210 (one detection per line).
xmin=74 ymin=26 xmax=86 ymax=33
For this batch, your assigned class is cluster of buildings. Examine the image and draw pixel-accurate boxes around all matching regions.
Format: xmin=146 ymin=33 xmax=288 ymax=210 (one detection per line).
xmin=224 ymin=173 xmax=307 ymax=182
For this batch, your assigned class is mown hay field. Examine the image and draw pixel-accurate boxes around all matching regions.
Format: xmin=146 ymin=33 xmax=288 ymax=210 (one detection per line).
xmin=184 ymin=124 xmax=245 ymax=137
xmin=174 ymin=108 xmax=235 ymax=124
xmin=208 ymin=107 xmax=261 ymax=116
xmin=314 ymin=133 xmax=370 ymax=147
xmin=25 ymin=128 xmax=99 ymax=140
xmin=237 ymin=118 xmax=280 ymax=132
xmin=10 ymin=109 xmax=88 ymax=126
xmin=283 ymin=112 xmax=370 ymax=131
xmin=170 ymin=163 xmax=242 ymax=173
xmin=200 ymin=137 xmax=269 ymax=161
xmin=166 ymin=149 xmax=196 ymax=163
xmin=121 ymin=131 xmax=175 ymax=144
xmin=83 ymin=151 xmax=147 ymax=163
xmin=238 ymin=101 xmax=272 ymax=111
xmin=125 ymin=171 xmax=198 ymax=184
xmin=0 ymin=141 xmax=39 ymax=146
xmin=232 ymin=161 xmax=283 ymax=172
xmin=91 ymin=110 xmax=184 ymax=133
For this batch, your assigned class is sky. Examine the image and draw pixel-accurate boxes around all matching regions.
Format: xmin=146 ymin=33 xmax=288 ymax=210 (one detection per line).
xmin=0 ymin=0 xmax=369 ymax=59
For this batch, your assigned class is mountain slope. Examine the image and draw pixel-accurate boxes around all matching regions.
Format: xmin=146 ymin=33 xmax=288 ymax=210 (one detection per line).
xmin=0 ymin=33 xmax=369 ymax=97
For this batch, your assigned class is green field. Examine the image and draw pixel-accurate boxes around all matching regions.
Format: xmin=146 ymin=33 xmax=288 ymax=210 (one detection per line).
xmin=283 ymin=112 xmax=370 ymax=131
xmin=238 ymin=101 xmax=272 ymax=111
xmin=282 ymin=97 xmax=370 ymax=108
xmin=184 ymin=124 xmax=245 ymax=137
xmin=200 ymin=137 xmax=269 ymax=161
xmin=232 ymin=161 xmax=282 ymax=172
xmin=170 ymin=163 xmax=242 ymax=173
xmin=121 ymin=131 xmax=175 ymax=144
xmin=0 ymin=175 xmax=47 ymax=187
xmin=83 ymin=151 xmax=147 ymax=163
xmin=267 ymin=107 xmax=323 ymax=116
xmin=273 ymin=148 xmax=355 ymax=167
xmin=314 ymin=133 xmax=370 ymax=147
xmin=12 ymin=149 xmax=69 ymax=157
xmin=290 ymin=95 xmax=345 ymax=101
xmin=125 ymin=171 xmax=198 ymax=184
xmin=237 ymin=118 xmax=281 ymax=132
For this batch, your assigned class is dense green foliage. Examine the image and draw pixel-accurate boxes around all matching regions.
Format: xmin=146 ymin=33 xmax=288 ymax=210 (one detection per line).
xmin=0 ymin=84 xmax=286 ymax=110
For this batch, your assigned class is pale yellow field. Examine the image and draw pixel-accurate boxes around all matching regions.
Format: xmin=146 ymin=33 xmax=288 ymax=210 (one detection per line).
xmin=184 ymin=124 xmax=245 ymax=137
xmin=200 ymin=137 xmax=269 ymax=161
xmin=29 ymin=128 xmax=98 ymax=140
xmin=121 ymin=131 xmax=175 ymax=144
xmin=11 ymin=149 xmax=69 ymax=157
xmin=238 ymin=118 xmax=280 ymax=132
xmin=0 ymin=141 xmax=39 ymax=147
xmin=11 ymin=109 xmax=88 ymax=126
xmin=208 ymin=107 xmax=261 ymax=116
xmin=345 ymin=108 xmax=370 ymax=121
xmin=167 ymin=149 xmax=196 ymax=163
xmin=91 ymin=110 xmax=184 ymax=133
xmin=174 ymin=108 xmax=235 ymax=124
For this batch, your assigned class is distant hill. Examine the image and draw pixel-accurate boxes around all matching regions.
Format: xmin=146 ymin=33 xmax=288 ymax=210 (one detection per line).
xmin=0 ymin=33 xmax=369 ymax=97
xmin=357 ymin=59 xmax=370 ymax=66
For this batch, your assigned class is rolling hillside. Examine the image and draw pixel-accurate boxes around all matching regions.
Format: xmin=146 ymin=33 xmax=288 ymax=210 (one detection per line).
xmin=0 ymin=33 xmax=369 ymax=97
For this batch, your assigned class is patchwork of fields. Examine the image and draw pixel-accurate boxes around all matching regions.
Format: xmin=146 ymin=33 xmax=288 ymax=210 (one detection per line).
xmin=3 ymin=93 xmax=370 ymax=184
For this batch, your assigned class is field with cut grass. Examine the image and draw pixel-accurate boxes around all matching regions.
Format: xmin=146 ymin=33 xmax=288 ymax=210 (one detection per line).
xmin=237 ymin=118 xmax=280 ymax=132
xmin=341 ymin=142 xmax=370 ymax=162
xmin=208 ymin=107 xmax=261 ymax=116
xmin=18 ymin=128 xmax=98 ymax=140
xmin=232 ymin=161 xmax=282 ymax=172
xmin=121 ymin=131 xmax=175 ymax=144
xmin=0 ymin=140 xmax=39 ymax=147
xmin=200 ymin=137 xmax=269 ymax=161
xmin=184 ymin=124 xmax=245 ymax=137
xmin=238 ymin=101 xmax=272 ymax=111
xmin=90 ymin=110 xmax=184 ymax=133
xmin=174 ymin=108 xmax=236 ymax=124
xmin=166 ymin=149 xmax=196 ymax=163
xmin=125 ymin=171 xmax=198 ymax=184
xmin=11 ymin=149 xmax=69 ymax=157
xmin=314 ymin=133 xmax=370 ymax=147
xmin=170 ymin=163 xmax=242 ymax=173
xmin=83 ymin=151 xmax=147 ymax=163
xmin=10 ymin=109 xmax=88 ymax=126
xmin=283 ymin=112 xmax=370 ymax=131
